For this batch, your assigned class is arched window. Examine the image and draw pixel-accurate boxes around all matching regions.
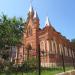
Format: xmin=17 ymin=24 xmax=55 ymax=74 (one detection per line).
xmin=69 ymin=48 xmax=72 ymax=57
xmin=64 ymin=47 xmax=68 ymax=56
xmin=51 ymin=39 xmax=56 ymax=54
xmin=59 ymin=44 xmax=63 ymax=55
xmin=59 ymin=44 xmax=62 ymax=55
xmin=40 ymin=41 xmax=45 ymax=51
xmin=29 ymin=27 xmax=32 ymax=35
xmin=26 ymin=30 xmax=28 ymax=37
xmin=51 ymin=40 xmax=54 ymax=53
xmin=51 ymin=38 xmax=57 ymax=54
xmin=54 ymin=40 xmax=57 ymax=54
xmin=46 ymin=40 xmax=50 ymax=52
xmin=27 ymin=26 xmax=32 ymax=36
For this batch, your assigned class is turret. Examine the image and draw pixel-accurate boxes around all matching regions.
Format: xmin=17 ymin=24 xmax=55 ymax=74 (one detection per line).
xmin=28 ymin=4 xmax=34 ymax=19
xmin=45 ymin=16 xmax=51 ymax=27
xmin=33 ymin=11 xmax=39 ymax=29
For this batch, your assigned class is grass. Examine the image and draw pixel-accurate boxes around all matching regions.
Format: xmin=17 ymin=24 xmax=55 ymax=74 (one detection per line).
xmin=0 ymin=67 xmax=74 ymax=75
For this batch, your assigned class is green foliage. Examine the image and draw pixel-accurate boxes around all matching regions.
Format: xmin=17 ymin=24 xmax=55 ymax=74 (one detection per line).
xmin=21 ymin=57 xmax=37 ymax=72
xmin=71 ymin=39 xmax=75 ymax=43
xmin=0 ymin=14 xmax=24 ymax=49
xmin=0 ymin=14 xmax=25 ymax=60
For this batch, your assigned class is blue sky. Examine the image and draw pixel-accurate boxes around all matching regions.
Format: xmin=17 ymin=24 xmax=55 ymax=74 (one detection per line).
xmin=0 ymin=0 xmax=75 ymax=40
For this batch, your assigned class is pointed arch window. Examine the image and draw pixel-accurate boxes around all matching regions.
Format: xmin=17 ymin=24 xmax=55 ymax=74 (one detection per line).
xmin=46 ymin=40 xmax=50 ymax=52
xmin=51 ymin=40 xmax=54 ymax=53
xmin=51 ymin=38 xmax=57 ymax=54
xmin=59 ymin=44 xmax=63 ymax=55
xmin=54 ymin=39 xmax=57 ymax=54
xmin=27 ymin=26 xmax=32 ymax=36
xmin=40 ymin=41 xmax=45 ymax=51
xmin=64 ymin=46 xmax=68 ymax=56
xmin=69 ymin=49 xmax=72 ymax=57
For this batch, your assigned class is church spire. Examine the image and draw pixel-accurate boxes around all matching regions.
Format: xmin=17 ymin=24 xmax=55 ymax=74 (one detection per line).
xmin=33 ymin=11 xmax=39 ymax=29
xmin=33 ymin=10 xmax=39 ymax=20
xmin=28 ymin=0 xmax=34 ymax=18
xmin=29 ymin=4 xmax=34 ymax=13
xmin=45 ymin=16 xmax=51 ymax=26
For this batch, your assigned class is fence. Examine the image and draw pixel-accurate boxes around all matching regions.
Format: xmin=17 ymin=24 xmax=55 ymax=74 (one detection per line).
xmin=0 ymin=46 xmax=75 ymax=75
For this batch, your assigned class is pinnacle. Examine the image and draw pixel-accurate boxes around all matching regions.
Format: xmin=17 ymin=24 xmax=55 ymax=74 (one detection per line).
xmin=29 ymin=4 xmax=34 ymax=13
xmin=45 ymin=16 xmax=51 ymax=26
xmin=33 ymin=10 xmax=39 ymax=19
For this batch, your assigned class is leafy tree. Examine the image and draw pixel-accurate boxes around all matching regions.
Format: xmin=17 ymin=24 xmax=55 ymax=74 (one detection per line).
xmin=0 ymin=14 xmax=24 ymax=60
xmin=0 ymin=14 xmax=24 ymax=48
xmin=71 ymin=39 xmax=75 ymax=43
xmin=71 ymin=39 xmax=75 ymax=50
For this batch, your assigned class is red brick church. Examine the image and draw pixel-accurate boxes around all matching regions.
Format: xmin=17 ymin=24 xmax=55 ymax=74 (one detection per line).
xmin=14 ymin=4 xmax=75 ymax=67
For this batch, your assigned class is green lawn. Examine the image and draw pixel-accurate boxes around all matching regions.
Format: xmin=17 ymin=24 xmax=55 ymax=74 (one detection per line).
xmin=0 ymin=67 xmax=74 ymax=75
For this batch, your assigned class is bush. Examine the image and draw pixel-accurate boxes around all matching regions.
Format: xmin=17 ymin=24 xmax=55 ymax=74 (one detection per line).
xmin=21 ymin=57 xmax=37 ymax=72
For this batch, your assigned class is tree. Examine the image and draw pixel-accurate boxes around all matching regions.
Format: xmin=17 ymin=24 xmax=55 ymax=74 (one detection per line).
xmin=0 ymin=14 xmax=24 ymax=60
xmin=0 ymin=14 xmax=24 ymax=48
xmin=71 ymin=38 xmax=75 ymax=50
xmin=71 ymin=39 xmax=75 ymax=43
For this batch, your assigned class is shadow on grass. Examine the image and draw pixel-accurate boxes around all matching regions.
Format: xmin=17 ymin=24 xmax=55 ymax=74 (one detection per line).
xmin=0 ymin=67 xmax=74 ymax=75
xmin=41 ymin=67 xmax=63 ymax=71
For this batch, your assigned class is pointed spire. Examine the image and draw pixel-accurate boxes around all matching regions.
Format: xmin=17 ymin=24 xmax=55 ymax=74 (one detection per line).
xmin=29 ymin=4 xmax=34 ymax=13
xmin=45 ymin=16 xmax=51 ymax=26
xmin=28 ymin=1 xmax=34 ymax=18
xmin=33 ymin=10 xmax=39 ymax=19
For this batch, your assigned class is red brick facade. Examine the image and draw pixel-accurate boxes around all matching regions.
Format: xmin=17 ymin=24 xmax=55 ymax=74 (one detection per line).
xmin=15 ymin=5 xmax=75 ymax=67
